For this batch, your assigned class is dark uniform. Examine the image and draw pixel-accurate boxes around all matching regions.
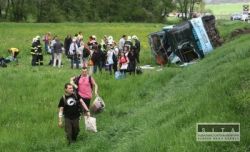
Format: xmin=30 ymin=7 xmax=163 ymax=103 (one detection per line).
xmin=134 ymin=39 xmax=141 ymax=63
xmin=31 ymin=39 xmax=43 ymax=66
xmin=128 ymin=50 xmax=136 ymax=75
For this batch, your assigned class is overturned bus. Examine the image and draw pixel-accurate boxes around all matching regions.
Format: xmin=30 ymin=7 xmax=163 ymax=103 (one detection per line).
xmin=148 ymin=15 xmax=223 ymax=65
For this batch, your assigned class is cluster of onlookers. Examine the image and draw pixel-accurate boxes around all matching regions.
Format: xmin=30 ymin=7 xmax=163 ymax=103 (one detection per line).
xmin=32 ymin=32 xmax=141 ymax=76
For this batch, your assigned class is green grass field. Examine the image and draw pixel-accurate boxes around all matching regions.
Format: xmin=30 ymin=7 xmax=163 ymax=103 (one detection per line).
xmin=206 ymin=3 xmax=250 ymax=19
xmin=206 ymin=3 xmax=247 ymax=15
xmin=0 ymin=21 xmax=250 ymax=151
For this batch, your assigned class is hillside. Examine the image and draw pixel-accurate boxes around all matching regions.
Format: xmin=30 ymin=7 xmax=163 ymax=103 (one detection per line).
xmin=0 ymin=21 xmax=250 ymax=151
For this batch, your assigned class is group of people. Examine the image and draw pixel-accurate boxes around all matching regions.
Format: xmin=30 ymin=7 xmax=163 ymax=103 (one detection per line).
xmin=1 ymin=32 xmax=142 ymax=145
xmin=58 ymin=67 xmax=99 ymax=144
xmin=32 ymin=32 xmax=141 ymax=76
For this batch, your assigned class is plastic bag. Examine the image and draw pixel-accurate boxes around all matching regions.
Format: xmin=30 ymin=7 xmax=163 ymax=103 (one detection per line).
xmin=115 ymin=71 xmax=122 ymax=80
xmin=120 ymin=63 xmax=128 ymax=70
xmin=91 ymin=96 xmax=105 ymax=113
xmin=84 ymin=116 xmax=97 ymax=132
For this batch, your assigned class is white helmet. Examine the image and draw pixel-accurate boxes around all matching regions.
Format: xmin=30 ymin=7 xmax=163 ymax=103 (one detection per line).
xmin=32 ymin=38 xmax=37 ymax=42
xmin=35 ymin=35 xmax=40 ymax=40
xmin=132 ymin=35 xmax=138 ymax=40
xmin=127 ymin=36 xmax=131 ymax=41
xmin=108 ymin=36 xmax=113 ymax=41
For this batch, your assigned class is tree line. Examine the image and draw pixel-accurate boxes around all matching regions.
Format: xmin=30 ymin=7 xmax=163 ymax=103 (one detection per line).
xmin=0 ymin=0 xmax=203 ymax=23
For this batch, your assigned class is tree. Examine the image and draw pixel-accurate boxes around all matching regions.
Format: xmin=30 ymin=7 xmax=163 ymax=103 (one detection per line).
xmin=176 ymin=0 xmax=201 ymax=20
xmin=0 ymin=0 xmax=10 ymax=20
xmin=189 ymin=0 xmax=202 ymax=17
xmin=0 ymin=0 xmax=4 ymax=18
xmin=36 ymin=0 xmax=64 ymax=22
xmin=9 ymin=0 xmax=27 ymax=22
xmin=153 ymin=0 xmax=175 ymax=22
xmin=0 ymin=0 xmax=33 ymax=22
xmin=0 ymin=0 xmax=177 ymax=22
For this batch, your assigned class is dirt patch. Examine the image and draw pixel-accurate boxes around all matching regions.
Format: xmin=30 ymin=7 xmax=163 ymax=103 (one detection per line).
xmin=230 ymin=27 xmax=250 ymax=38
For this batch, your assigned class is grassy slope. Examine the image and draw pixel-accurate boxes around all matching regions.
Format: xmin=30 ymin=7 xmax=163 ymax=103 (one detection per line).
xmin=0 ymin=21 xmax=250 ymax=151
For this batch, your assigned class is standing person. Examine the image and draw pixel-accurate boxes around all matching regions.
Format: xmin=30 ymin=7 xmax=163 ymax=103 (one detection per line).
xmin=91 ymin=45 xmax=102 ymax=74
xmin=70 ymin=67 xmax=99 ymax=109
xmin=118 ymin=35 xmax=126 ymax=52
xmin=69 ymin=38 xmax=79 ymax=69
xmin=64 ymin=34 xmax=72 ymax=57
xmin=31 ymin=38 xmax=38 ymax=66
xmin=112 ymin=46 xmax=119 ymax=73
xmin=43 ymin=32 xmax=52 ymax=54
xmin=77 ymin=41 xmax=84 ymax=66
xmin=48 ymin=36 xmax=56 ymax=65
xmin=53 ymin=37 xmax=63 ymax=68
xmin=36 ymin=36 xmax=44 ymax=65
xmin=82 ymin=44 xmax=90 ymax=67
xmin=100 ymin=45 xmax=107 ymax=69
xmin=31 ymin=36 xmax=43 ymax=66
xmin=132 ymin=35 xmax=141 ymax=63
xmin=128 ymin=49 xmax=136 ymax=75
xmin=118 ymin=52 xmax=129 ymax=76
xmin=106 ymin=45 xmax=114 ymax=75
xmin=58 ymin=83 xmax=90 ymax=145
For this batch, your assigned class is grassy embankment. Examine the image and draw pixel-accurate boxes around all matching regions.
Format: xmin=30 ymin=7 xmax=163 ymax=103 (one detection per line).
xmin=0 ymin=21 xmax=250 ymax=151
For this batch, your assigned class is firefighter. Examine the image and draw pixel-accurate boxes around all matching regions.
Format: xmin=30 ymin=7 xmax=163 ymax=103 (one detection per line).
xmin=36 ymin=36 xmax=43 ymax=65
xmin=31 ymin=36 xmax=43 ymax=66
xmin=132 ymin=35 xmax=140 ymax=63
xmin=31 ymin=37 xmax=38 ymax=66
